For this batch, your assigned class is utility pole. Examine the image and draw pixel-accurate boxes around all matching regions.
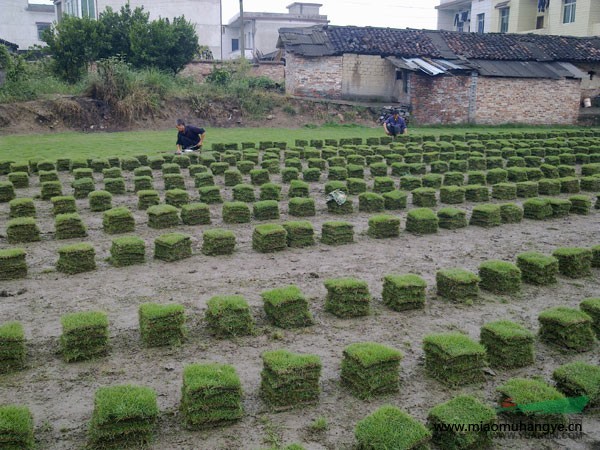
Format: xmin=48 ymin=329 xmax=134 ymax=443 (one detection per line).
xmin=239 ymin=0 xmax=245 ymax=60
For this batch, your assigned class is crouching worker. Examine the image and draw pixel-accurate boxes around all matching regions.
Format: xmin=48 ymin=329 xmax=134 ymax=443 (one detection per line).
xmin=383 ymin=110 xmax=408 ymax=137
xmin=176 ymin=119 xmax=206 ymax=153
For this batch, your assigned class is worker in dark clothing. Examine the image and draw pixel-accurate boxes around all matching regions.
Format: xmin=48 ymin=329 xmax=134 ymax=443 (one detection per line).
xmin=383 ymin=110 xmax=408 ymax=137
xmin=176 ymin=119 xmax=206 ymax=153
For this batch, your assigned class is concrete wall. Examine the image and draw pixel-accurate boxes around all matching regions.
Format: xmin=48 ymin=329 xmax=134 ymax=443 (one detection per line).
xmin=341 ymin=54 xmax=396 ymax=101
xmin=181 ymin=60 xmax=284 ymax=83
xmin=0 ymin=0 xmax=54 ymax=50
xmin=284 ymin=53 xmax=342 ymax=98
xmin=475 ymin=76 xmax=581 ymax=125
xmin=577 ymin=63 xmax=600 ymax=102
xmin=410 ymin=73 xmax=472 ymax=125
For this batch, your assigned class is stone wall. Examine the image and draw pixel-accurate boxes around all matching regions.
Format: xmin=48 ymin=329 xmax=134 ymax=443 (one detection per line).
xmin=410 ymin=73 xmax=472 ymax=125
xmin=284 ymin=53 xmax=343 ymax=99
xmin=341 ymin=54 xmax=396 ymax=101
xmin=475 ymin=76 xmax=581 ymax=125
xmin=181 ymin=60 xmax=285 ymax=83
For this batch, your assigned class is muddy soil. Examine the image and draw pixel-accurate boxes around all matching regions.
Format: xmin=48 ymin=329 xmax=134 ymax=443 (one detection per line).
xmin=0 ymin=164 xmax=599 ymax=450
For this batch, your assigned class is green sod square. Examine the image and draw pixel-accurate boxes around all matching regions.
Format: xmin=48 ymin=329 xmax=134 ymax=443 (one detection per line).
xmin=252 ymin=224 xmax=287 ymax=253
xmin=137 ymin=190 xmax=160 ymax=210
xmin=60 ymin=310 xmax=108 ymax=362
xmin=382 ymin=190 xmax=407 ymax=210
xmin=6 ymin=218 xmax=40 ymax=244
xmin=39 ymin=169 xmax=59 ymax=183
xmin=437 ymin=207 xmax=467 ymax=229
xmin=406 ymin=208 xmax=438 ymax=235
xmin=188 ymin=164 xmax=208 ymax=177
xmin=347 ymin=178 xmax=367 ymax=195
xmin=281 ymin=167 xmax=299 ymax=183
xmin=57 ymin=243 xmax=96 ymax=274
xmin=202 ymin=229 xmax=236 ymax=256
xmin=302 ymin=168 xmax=321 ymax=182
xmin=205 ymin=295 xmax=254 ymax=337
xmin=110 ymin=236 xmax=145 ymax=267
xmin=552 ymin=247 xmax=592 ymax=278
xmin=480 ymin=320 xmax=534 ymax=369
xmin=436 ymin=268 xmax=480 ymax=302
xmin=341 ymin=342 xmax=403 ymax=399
xmin=538 ymin=178 xmax=561 ymax=195
xmin=40 ymin=181 xmax=62 ymax=200
xmin=120 ymin=156 xmax=141 ymax=171
xmin=492 ymin=183 xmax=516 ymax=200
xmin=180 ymin=363 xmax=243 ymax=429
xmin=288 ymin=197 xmax=316 ymax=217
xmin=467 ymin=171 xmax=487 ymax=185
xmin=440 ymin=186 xmax=466 ymax=204
xmin=423 ymin=333 xmax=486 ymax=386
xmin=560 ymin=176 xmax=580 ymax=194
xmin=198 ymin=186 xmax=222 ymax=204
xmin=328 ymin=166 xmax=348 ymax=181
xmin=422 ymin=174 xmax=443 ymax=189
xmin=548 ymin=198 xmax=572 ymax=217
xmin=224 ymin=169 xmax=243 ymax=187
xmin=89 ymin=190 xmax=113 ymax=212
xmin=478 ymin=260 xmax=521 ymax=294
xmin=486 ymin=168 xmax=509 ymax=185
xmin=427 ymin=395 xmax=496 ymax=450
xmin=0 ymin=321 xmax=26 ymax=373
xmin=516 ymin=252 xmax=558 ymax=285
xmin=369 ymin=162 xmax=388 ymax=177
xmin=541 ymin=164 xmax=560 ymax=179
xmin=180 ymin=203 xmax=211 ymax=226
xmin=368 ymin=214 xmax=400 ymax=238
xmin=523 ymin=197 xmax=553 ymax=220
xmin=102 ymin=207 xmax=135 ymax=234
xmin=569 ymin=195 xmax=592 ymax=215
xmin=147 ymin=205 xmax=180 ymax=229
xmin=552 ymin=361 xmax=600 ymax=407
xmin=253 ymin=200 xmax=280 ymax=221
xmin=580 ymin=176 xmax=600 ymax=192
xmin=165 ymin=188 xmax=190 ymax=208
xmin=324 ymin=277 xmax=370 ymax=318
xmin=325 ymin=181 xmax=347 ymax=195
xmin=538 ymin=306 xmax=595 ymax=352
xmin=194 ymin=172 xmax=214 ymax=188
xmin=443 ymin=171 xmax=464 ymax=186
xmin=250 ymin=169 xmax=270 ymax=185
xmin=88 ymin=385 xmax=158 ymax=448
xmin=164 ymin=173 xmax=186 ymax=190
xmin=359 ymin=192 xmax=385 ymax=212
xmin=261 ymin=285 xmax=313 ymax=328
xmin=133 ymin=166 xmax=152 ymax=178
xmin=282 ymin=221 xmax=315 ymax=247
xmin=355 ymin=405 xmax=431 ymax=450
xmin=260 ymin=182 xmax=282 ymax=201
xmin=210 ymin=162 xmax=229 ymax=175
xmin=0 ymin=405 xmax=35 ymax=449
xmin=73 ymin=167 xmax=92 ymax=179
xmin=321 ymin=221 xmax=354 ymax=245
xmin=412 ymin=187 xmax=437 ymax=207
xmin=373 ymin=176 xmax=395 ymax=193
xmin=8 ymin=172 xmax=29 ymax=189
xmin=138 ymin=303 xmax=185 ymax=347
xmin=0 ymin=248 xmax=27 ymax=280
xmin=260 ymin=349 xmax=322 ymax=409
xmin=72 ymin=177 xmax=95 ymax=199
xmin=222 ymin=201 xmax=251 ymax=224
xmin=469 ymin=204 xmax=501 ymax=227
xmin=154 ymin=233 xmax=192 ymax=262
xmin=232 ymin=184 xmax=256 ymax=202
xmin=516 ymin=181 xmax=539 ymax=198
xmin=580 ymin=297 xmax=600 ymax=338
xmin=103 ymin=177 xmax=126 ymax=195
xmin=382 ymin=274 xmax=426 ymax=311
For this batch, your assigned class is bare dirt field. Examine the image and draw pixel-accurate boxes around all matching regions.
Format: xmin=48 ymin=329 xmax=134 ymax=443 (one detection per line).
xmin=0 ymin=161 xmax=599 ymax=450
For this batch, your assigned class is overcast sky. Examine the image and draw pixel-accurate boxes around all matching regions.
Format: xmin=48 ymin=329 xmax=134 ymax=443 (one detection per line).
xmin=33 ymin=0 xmax=440 ymax=30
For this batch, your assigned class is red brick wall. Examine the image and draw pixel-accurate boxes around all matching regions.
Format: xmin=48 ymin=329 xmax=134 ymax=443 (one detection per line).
xmin=285 ymin=53 xmax=343 ymax=99
xmin=410 ymin=73 xmax=472 ymax=125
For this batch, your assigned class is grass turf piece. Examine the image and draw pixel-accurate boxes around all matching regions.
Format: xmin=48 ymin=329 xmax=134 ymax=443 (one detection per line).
xmin=252 ymin=224 xmax=287 ymax=253
xmin=198 ymin=186 xmax=222 ymax=204
xmin=102 ymin=207 xmax=135 ymax=234
xmin=7 ymin=172 xmax=28 ymax=189
xmin=194 ymin=172 xmax=214 ymax=188
xmin=56 ymin=243 xmax=95 ymax=274
xmin=324 ymin=277 xmax=371 ymax=318
xmin=552 ymin=247 xmax=592 ymax=278
xmin=368 ymin=214 xmax=400 ymax=238
xmin=548 ymin=198 xmax=572 ymax=217
xmin=260 ymin=182 xmax=282 ymax=201
xmin=538 ymin=306 xmax=594 ymax=352
xmin=552 ymin=361 xmax=600 ymax=407
xmin=382 ymin=274 xmax=427 ymax=311
xmin=282 ymin=221 xmax=315 ymax=247
xmin=138 ymin=303 xmax=185 ymax=347
xmin=480 ymin=320 xmax=534 ymax=369
xmin=72 ymin=177 xmax=95 ymax=199
xmin=55 ymin=213 xmax=87 ymax=239
xmin=288 ymin=197 xmax=316 ymax=217
xmin=261 ymin=285 xmax=313 ymax=328
xmin=478 ymin=260 xmax=521 ymax=294
xmin=103 ymin=177 xmax=125 ymax=195
xmin=154 ymin=233 xmax=192 ymax=262
xmin=406 ymin=208 xmax=438 ymax=234
xmin=580 ymin=297 xmax=600 ymax=338
xmin=0 ymin=405 xmax=34 ymax=449
xmin=137 ymin=190 xmax=160 ymax=210
xmin=321 ymin=221 xmax=354 ymax=245
xmin=0 ymin=248 xmax=27 ymax=280
xmin=382 ymin=190 xmax=407 ymax=210
xmin=180 ymin=203 xmax=211 ymax=225
xmin=253 ymin=200 xmax=280 ymax=221
xmin=0 ymin=321 xmax=26 ymax=373
xmin=440 ymin=186 xmax=466 ymax=204
xmin=89 ymin=190 xmax=113 ymax=212
xmin=202 ymin=229 xmax=236 ymax=256
xmin=40 ymin=180 xmax=62 ymax=200
xmin=165 ymin=188 xmax=190 ymax=208
xmin=110 ymin=236 xmax=145 ymax=267
xmin=412 ymin=187 xmax=437 ymax=207
xmin=232 ymin=184 xmax=255 ymax=202
xmin=569 ymin=195 xmax=592 ymax=215
xmin=516 ymin=251 xmax=558 ymax=285
xmin=523 ymin=197 xmax=553 ymax=220
xmin=359 ymin=192 xmax=385 ymax=212
xmin=60 ymin=311 xmax=108 ymax=362
xmin=373 ymin=176 xmax=395 ymax=193
xmin=205 ymin=295 xmax=254 ymax=337
xmin=491 ymin=182 xmax=516 ymax=200
xmin=147 ymin=204 xmax=180 ymax=229
xmin=6 ymin=217 xmax=40 ymax=244
xmin=222 ymin=201 xmax=251 ymax=224
xmin=436 ymin=268 xmax=480 ymax=303
xmin=469 ymin=204 xmax=501 ymax=227
xmin=437 ymin=207 xmax=467 ymax=229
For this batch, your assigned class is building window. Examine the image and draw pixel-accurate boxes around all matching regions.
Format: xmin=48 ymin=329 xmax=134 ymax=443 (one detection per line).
xmin=231 ymin=38 xmax=239 ymax=52
xmin=246 ymin=32 xmax=252 ymax=49
xmin=563 ymin=0 xmax=576 ymax=24
xmin=499 ymin=7 xmax=510 ymax=33
xmin=81 ymin=0 xmax=95 ymax=18
xmin=37 ymin=23 xmax=51 ymax=40
xmin=477 ymin=13 xmax=485 ymax=33
xmin=64 ymin=0 xmax=77 ymax=16
xmin=536 ymin=16 xmax=544 ymax=29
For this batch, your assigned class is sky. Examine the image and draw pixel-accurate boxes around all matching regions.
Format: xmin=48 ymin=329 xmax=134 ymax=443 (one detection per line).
xmin=33 ymin=0 xmax=441 ymax=30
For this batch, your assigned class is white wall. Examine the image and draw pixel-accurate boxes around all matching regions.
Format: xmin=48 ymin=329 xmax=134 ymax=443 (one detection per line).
xmin=0 ymin=0 xmax=54 ymax=50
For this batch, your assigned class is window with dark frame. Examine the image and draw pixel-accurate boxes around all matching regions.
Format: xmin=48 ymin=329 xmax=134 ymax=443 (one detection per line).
xmin=477 ymin=13 xmax=485 ymax=33
xmin=499 ymin=7 xmax=510 ymax=33
xmin=231 ymin=38 xmax=239 ymax=52
xmin=563 ymin=0 xmax=576 ymax=24
xmin=536 ymin=16 xmax=544 ymax=29
xmin=37 ymin=23 xmax=51 ymax=40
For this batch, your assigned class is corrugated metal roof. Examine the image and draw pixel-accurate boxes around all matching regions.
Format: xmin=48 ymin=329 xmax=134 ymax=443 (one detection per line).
xmin=387 ymin=56 xmax=470 ymax=75
xmin=470 ymin=59 xmax=584 ymax=79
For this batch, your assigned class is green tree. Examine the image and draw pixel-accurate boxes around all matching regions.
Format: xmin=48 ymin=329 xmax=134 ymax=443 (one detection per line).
xmin=97 ymin=5 xmax=150 ymax=61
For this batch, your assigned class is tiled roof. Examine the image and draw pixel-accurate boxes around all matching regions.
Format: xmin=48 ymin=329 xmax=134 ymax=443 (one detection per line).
xmin=278 ymin=25 xmax=600 ymax=63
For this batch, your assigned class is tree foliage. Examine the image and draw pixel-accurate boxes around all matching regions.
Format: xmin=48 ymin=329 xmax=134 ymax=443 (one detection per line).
xmin=42 ymin=5 xmax=199 ymax=82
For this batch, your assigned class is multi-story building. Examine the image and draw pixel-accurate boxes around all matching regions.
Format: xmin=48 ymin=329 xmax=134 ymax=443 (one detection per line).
xmin=0 ymin=0 xmax=54 ymax=50
xmin=437 ymin=0 xmax=600 ymax=37
xmin=223 ymin=2 xmax=328 ymax=60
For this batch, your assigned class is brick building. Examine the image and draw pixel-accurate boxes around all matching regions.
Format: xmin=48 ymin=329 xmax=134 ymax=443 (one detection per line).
xmin=277 ymin=26 xmax=600 ymax=125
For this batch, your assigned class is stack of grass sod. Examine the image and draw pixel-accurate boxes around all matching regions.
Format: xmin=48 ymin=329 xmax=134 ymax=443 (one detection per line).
xmin=547 ymin=198 xmax=572 ymax=218
xmin=436 ymin=268 xmax=480 ymax=303
xmin=154 ymin=233 xmax=192 ymax=262
xmin=552 ymin=361 xmax=600 ymax=408
xmin=0 ymin=321 xmax=26 ymax=373
xmin=382 ymin=190 xmax=408 ymax=210
xmin=522 ymin=197 xmax=553 ymax=220
xmin=72 ymin=177 xmax=95 ymax=199
xmin=260 ymin=182 xmax=282 ymax=201
xmin=232 ymin=184 xmax=255 ymax=202
xmin=495 ymin=378 xmax=566 ymax=436
xmin=411 ymin=187 xmax=437 ymax=207
xmin=147 ymin=205 xmax=180 ymax=229
xmin=341 ymin=342 xmax=403 ymax=399
xmin=354 ymin=405 xmax=431 ymax=450
xmin=282 ymin=221 xmax=315 ymax=248
xmin=367 ymin=214 xmax=400 ymax=239
xmin=478 ymin=260 xmax=521 ymax=295
xmin=439 ymin=185 xmax=466 ymax=204
xmin=88 ymin=190 xmax=113 ymax=212
xmin=437 ymin=207 xmax=467 ymax=229
xmin=516 ymin=251 xmax=559 ymax=285
xmin=56 ymin=243 xmax=96 ymax=274
xmin=0 ymin=405 xmax=35 ymax=450
xmin=324 ymin=278 xmax=371 ymax=318
xmin=580 ymin=297 xmax=600 ymax=338
xmin=0 ymin=248 xmax=27 ymax=280
xmin=253 ymin=200 xmax=280 ymax=221
xmin=103 ymin=177 xmax=126 ymax=195
xmin=465 ymin=185 xmax=490 ymax=202
xmin=480 ymin=320 xmax=534 ymax=369
xmin=60 ymin=311 xmax=108 ymax=362
xmin=40 ymin=181 xmax=63 ymax=200
xmin=252 ymin=224 xmax=287 ymax=253
xmin=180 ymin=203 xmax=211 ymax=226
xmin=538 ymin=306 xmax=595 ymax=352
xmin=194 ymin=172 xmax=214 ymax=188
xmin=382 ymin=274 xmax=426 ymax=311
xmin=358 ymin=192 xmax=385 ymax=213
xmin=288 ymin=197 xmax=316 ymax=217
xmin=423 ymin=332 xmax=486 ymax=387
xmin=55 ymin=213 xmax=87 ymax=239
xmin=202 ymin=229 xmax=236 ymax=256
xmin=9 ymin=198 xmax=35 ymax=218
xmin=6 ymin=218 xmax=40 ymax=244
xmin=327 ymin=197 xmax=354 ymax=215
xmin=469 ymin=204 xmax=502 ymax=227
xmin=180 ymin=363 xmax=243 ymax=429
xmin=138 ymin=303 xmax=185 ymax=347
xmin=498 ymin=203 xmax=523 ymax=224
xmin=133 ymin=176 xmax=153 ymax=192
xmin=222 ymin=202 xmax=251 ymax=224
xmin=405 ymin=208 xmax=439 ymax=235
xmin=320 ymin=221 xmax=354 ymax=246
xmin=165 ymin=189 xmax=190 ymax=208
xmin=102 ymin=207 xmax=135 ymax=234
xmin=109 ymin=236 xmax=145 ymax=267
xmin=198 ymin=186 xmax=222 ymax=204
xmin=51 ymin=195 xmax=76 ymax=215
xmin=593 ymin=245 xmax=600 ymax=268
xmin=260 ymin=349 xmax=322 ymax=410
xmin=88 ymin=385 xmax=158 ymax=448
xmin=261 ymin=285 xmax=313 ymax=329
xmin=205 ymin=295 xmax=254 ymax=338
xmin=552 ymin=247 xmax=593 ymax=278
xmin=491 ymin=182 xmax=516 ymax=200
xmin=569 ymin=195 xmax=592 ymax=215
xmin=7 ymin=173 xmax=28 ymax=189
xmin=427 ymin=395 xmax=496 ymax=450
xmin=137 ymin=190 xmax=160 ymax=210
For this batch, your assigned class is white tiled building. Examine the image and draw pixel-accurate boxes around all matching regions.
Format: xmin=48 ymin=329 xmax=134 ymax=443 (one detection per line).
xmin=0 ymin=0 xmax=54 ymax=50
